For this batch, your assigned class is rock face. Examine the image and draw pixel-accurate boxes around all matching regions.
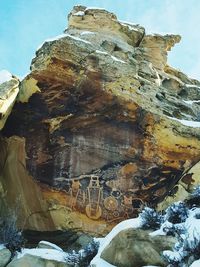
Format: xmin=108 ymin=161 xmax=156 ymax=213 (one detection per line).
xmin=1 ymin=6 xmax=200 ymax=234
xmin=100 ymin=228 xmax=176 ymax=267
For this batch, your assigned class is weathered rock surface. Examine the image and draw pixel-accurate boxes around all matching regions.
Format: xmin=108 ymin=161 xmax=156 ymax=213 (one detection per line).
xmin=100 ymin=228 xmax=176 ymax=267
xmin=0 ymin=247 xmax=11 ymax=267
xmin=1 ymin=6 xmax=200 ymax=234
xmin=0 ymin=70 xmax=19 ymax=130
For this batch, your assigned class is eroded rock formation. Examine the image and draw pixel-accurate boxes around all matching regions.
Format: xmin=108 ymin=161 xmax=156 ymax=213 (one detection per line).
xmin=1 ymin=6 xmax=200 ymax=234
xmin=0 ymin=71 xmax=19 ymax=130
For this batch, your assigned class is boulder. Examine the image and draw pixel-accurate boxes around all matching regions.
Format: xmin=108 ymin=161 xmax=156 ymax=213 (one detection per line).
xmin=69 ymin=233 xmax=93 ymax=251
xmin=101 ymin=228 xmax=176 ymax=267
xmin=0 ymin=247 xmax=11 ymax=267
xmin=7 ymin=249 xmax=70 ymax=267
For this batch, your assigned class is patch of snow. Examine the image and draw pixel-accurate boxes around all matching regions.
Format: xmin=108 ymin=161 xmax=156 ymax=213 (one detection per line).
xmin=149 ymin=228 xmax=165 ymax=237
xmin=111 ymin=55 xmax=126 ymax=64
xmin=91 ymin=257 xmax=116 ymax=267
xmin=95 ymin=50 xmax=108 ymax=55
xmin=147 ymin=31 xmax=177 ymax=36
xmin=74 ymin=11 xmax=85 ymax=16
xmin=37 ymin=33 xmax=91 ymax=50
xmin=183 ymin=100 xmax=200 ymax=105
xmin=185 ymin=84 xmax=200 ymax=89
xmin=119 ymin=21 xmax=140 ymax=32
xmin=0 ymin=244 xmax=5 ymax=250
xmin=80 ymin=31 xmax=95 ymax=36
xmin=167 ymin=116 xmax=200 ymax=128
xmin=85 ymin=7 xmax=106 ymax=11
xmin=95 ymin=50 xmax=126 ymax=64
xmin=0 ymin=70 xmax=12 ymax=84
xmin=17 ymin=248 xmax=66 ymax=262
xmin=154 ymin=69 xmax=161 ymax=86
xmin=91 ymin=218 xmax=142 ymax=267
xmin=52 ymin=33 xmax=91 ymax=44
xmin=190 ymin=259 xmax=200 ymax=267
xmin=38 ymin=241 xmax=63 ymax=251
xmin=119 ymin=20 xmax=139 ymax=26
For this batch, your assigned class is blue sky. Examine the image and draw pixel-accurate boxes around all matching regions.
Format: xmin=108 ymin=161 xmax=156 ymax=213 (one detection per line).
xmin=0 ymin=0 xmax=200 ymax=79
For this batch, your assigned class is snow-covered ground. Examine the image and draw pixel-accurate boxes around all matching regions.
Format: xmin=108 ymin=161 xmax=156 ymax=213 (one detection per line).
xmin=190 ymin=259 xmax=200 ymax=267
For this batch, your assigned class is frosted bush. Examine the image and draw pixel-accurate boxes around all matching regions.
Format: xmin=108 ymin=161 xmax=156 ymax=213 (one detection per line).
xmin=139 ymin=207 xmax=164 ymax=230
xmin=165 ymin=202 xmax=189 ymax=224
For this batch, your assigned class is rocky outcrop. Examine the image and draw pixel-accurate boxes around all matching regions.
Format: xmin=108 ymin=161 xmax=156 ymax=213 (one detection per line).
xmin=100 ymin=228 xmax=176 ymax=267
xmin=1 ymin=6 xmax=200 ymax=234
xmin=0 ymin=70 xmax=19 ymax=130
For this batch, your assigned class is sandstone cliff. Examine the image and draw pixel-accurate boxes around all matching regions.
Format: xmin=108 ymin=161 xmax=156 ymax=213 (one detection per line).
xmin=1 ymin=6 xmax=200 ymax=235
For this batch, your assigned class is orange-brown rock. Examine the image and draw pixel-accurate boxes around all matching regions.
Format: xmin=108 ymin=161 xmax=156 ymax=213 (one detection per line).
xmin=1 ymin=6 xmax=200 ymax=234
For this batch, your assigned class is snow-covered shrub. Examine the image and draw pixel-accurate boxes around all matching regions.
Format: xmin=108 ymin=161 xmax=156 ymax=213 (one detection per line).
xmin=139 ymin=207 xmax=164 ymax=230
xmin=186 ymin=186 xmax=200 ymax=208
xmin=0 ymin=211 xmax=24 ymax=254
xmin=194 ymin=211 xmax=200 ymax=219
xmin=0 ymin=198 xmax=24 ymax=255
xmin=162 ymin=221 xmax=186 ymax=237
xmin=164 ymin=232 xmax=200 ymax=266
xmin=182 ymin=232 xmax=200 ymax=262
xmin=163 ymin=207 xmax=200 ymax=267
xmin=81 ymin=239 xmax=99 ymax=266
xmin=165 ymin=202 xmax=189 ymax=224
xmin=163 ymin=250 xmax=182 ymax=267
xmin=66 ymin=239 xmax=99 ymax=267
xmin=66 ymin=250 xmax=80 ymax=266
